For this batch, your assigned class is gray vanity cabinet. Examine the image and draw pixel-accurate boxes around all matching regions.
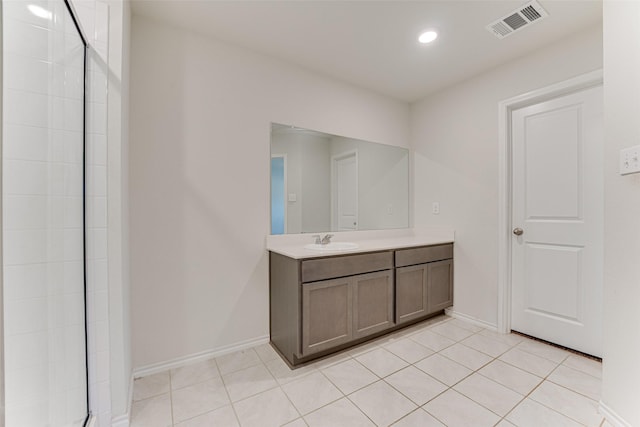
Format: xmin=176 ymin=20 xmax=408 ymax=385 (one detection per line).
xmin=427 ymin=259 xmax=454 ymax=312
xmin=395 ymin=244 xmax=453 ymax=325
xmin=301 ymin=269 xmax=394 ymax=356
xmin=269 ymin=243 xmax=452 ymax=366
xmin=302 ymin=276 xmax=353 ymax=356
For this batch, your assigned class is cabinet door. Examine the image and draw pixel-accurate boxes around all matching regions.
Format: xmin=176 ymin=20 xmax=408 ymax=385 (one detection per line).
xmin=427 ymin=259 xmax=453 ymax=313
xmin=396 ymin=264 xmax=428 ymax=324
xmin=353 ymin=270 xmax=394 ymax=339
xmin=301 ymin=277 xmax=353 ymax=356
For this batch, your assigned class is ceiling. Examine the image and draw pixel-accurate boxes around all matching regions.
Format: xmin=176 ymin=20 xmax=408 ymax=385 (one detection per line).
xmin=130 ymin=0 xmax=602 ymax=102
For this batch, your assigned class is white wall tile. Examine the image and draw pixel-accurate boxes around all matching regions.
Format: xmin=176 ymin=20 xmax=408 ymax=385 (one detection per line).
xmin=3 ymin=195 xmax=48 ymax=230
xmin=3 ymin=124 xmax=51 ymax=161
xmin=4 ymin=19 xmax=53 ymax=60
xmin=4 ymin=53 xmax=50 ymax=94
xmin=3 ymin=263 xmax=48 ymax=300
xmin=5 ymin=89 xmax=49 ymax=127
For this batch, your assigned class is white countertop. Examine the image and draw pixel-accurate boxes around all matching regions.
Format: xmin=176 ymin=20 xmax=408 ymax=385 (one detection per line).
xmin=266 ymin=227 xmax=455 ymax=259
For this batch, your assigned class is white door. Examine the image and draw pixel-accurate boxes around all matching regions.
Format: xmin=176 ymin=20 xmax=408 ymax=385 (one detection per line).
xmin=333 ymin=152 xmax=358 ymax=231
xmin=511 ymin=85 xmax=603 ymax=357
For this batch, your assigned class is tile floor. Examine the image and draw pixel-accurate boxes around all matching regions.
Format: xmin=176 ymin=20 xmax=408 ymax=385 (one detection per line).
xmin=130 ymin=315 xmax=611 ymax=427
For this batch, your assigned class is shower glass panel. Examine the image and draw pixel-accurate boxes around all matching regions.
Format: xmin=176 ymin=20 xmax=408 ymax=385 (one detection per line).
xmin=2 ymin=0 xmax=88 ymax=425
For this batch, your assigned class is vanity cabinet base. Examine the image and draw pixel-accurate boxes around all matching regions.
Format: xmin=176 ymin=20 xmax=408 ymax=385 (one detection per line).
xmin=269 ymin=243 xmax=453 ymax=367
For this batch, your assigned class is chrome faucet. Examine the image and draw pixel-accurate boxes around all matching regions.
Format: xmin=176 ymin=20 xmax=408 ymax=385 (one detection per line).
xmin=312 ymin=234 xmax=334 ymax=245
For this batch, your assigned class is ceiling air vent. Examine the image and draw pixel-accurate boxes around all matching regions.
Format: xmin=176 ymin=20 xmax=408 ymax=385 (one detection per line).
xmin=486 ymin=0 xmax=548 ymax=39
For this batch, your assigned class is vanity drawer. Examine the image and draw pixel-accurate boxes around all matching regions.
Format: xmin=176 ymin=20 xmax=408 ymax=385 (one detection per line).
xmin=301 ymin=251 xmax=393 ymax=283
xmin=395 ymin=244 xmax=453 ymax=267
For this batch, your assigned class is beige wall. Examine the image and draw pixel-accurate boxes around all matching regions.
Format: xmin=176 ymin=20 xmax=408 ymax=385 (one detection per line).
xmin=601 ymin=2 xmax=640 ymax=425
xmin=410 ymin=26 xmax=603 ymax=326
xmin=129 ymin=15 xmax=409 ymax=369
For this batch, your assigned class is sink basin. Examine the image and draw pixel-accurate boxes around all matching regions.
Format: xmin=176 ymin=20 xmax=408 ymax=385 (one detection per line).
xmin=303 ymin=242 xmax=359 ymax=252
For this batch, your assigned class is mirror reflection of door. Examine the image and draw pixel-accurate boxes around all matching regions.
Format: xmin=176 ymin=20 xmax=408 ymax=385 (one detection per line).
xmin=271 ymin=155 xmax=287 ymax=234
xmin=333 ymin=151 xmax=358 ymax=231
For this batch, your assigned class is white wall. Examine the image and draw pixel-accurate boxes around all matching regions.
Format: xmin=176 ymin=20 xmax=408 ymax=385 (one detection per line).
xmin=129 ymin=15 xmax=409 ymax=369
xmin=600 ymin=2 xmax=640 ymax=426
xmin=411 ymin=26 xmax=603 ymax=326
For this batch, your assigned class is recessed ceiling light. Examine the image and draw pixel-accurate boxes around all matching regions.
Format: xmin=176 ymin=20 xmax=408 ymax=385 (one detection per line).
xmin=28 ymin=4 xmax=53 ymax=20
xmin=418 ymin=30 xmax=438 ymax=44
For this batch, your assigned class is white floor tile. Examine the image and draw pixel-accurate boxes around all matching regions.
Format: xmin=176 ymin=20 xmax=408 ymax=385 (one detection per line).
xmin=321 ymin=359 xmax=378 ymax=395
xmin=414 ymin=353 xmax=473 ymax=386
xmin=216 ymin=348 xmax=262 ymax=375
xmin=130 ymin=393 xmax=172 ymax=427
xmin=311 ymin=352 xmax=352 ymax=370
xmin=410 ymin=330 xmax=456 ymax=352
xmin=499 ymin=348 xmax=559 ymax=378
xmin=478 ymin=329 xmax=525 ymax=347
xmin=453 ymin=373 xmax=523 ymax=416
xmin=478 ymin=359 xmax=542 ymax=395
xmin=562 ymin=354 xmax=602 ymax=379
xmin=170 ymin=358 xmax=219 ymax=390
xmin=304 ymin=398 xmax=375 ymax=427
xmin=171 ymin=377 xmax=230 ymax=423
xmin=385 ymin=366 xmax=447 ymax=406
xmin=233 ymin=387 xmax=299 ymax=427
xmin=383 ymin=337 xmax=434 ymax=364
xmin=529 ymin=381 xmax=603 ymax=426
xmin=283 ymin=419 xmax=308 ymax=427
xmin=174 ymin=405 xmax=239 ymax=427
xmin=347 ymin=341 xmax=381 ymax=357
xmin=254 ymin=343 xmax=281 ymax=363
xmin=461 ymin=333 xmax=513 ymax=358
xmin=355 ymin=347 xmax=409 ymax=377
xmin=391 ymin=408 xmax=445 ymax=427
xmin=439 ymin=343 xmax=493 ymax=370
xmin=430 ymin=322 xmax=475 ymax=341
xmin=132 ymin=371 xmax=170 ymax=402
xmin=223 ymin=363 xmax=278 ymax=402
xmin=423 ymin=389 xmax=500 ymax=427
xmin=506 ymin=398 xmax=583 ymax=427
xmin=548 ymin=364 xmax=602 ymax=401
xmin=265 ymin=356 xmax=317 ymax=385
xmin=349 ymin=381 xmax=417 ymax=426
xmin=128 ymin=314 xmax=605 ymax=427
xmin=447 ymin=318 xmax=485 ymax=333
xmin=281 ymin=372 xmax=343 ymax=415
xmin=516 ymin=338 xmax=572 ymax=363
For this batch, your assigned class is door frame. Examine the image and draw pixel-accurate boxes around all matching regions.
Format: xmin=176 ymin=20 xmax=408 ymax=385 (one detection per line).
xmin=497 ymin=69 xmax=603 ymax=334
xmin=331 ymin=149 xmax=359 ymax=231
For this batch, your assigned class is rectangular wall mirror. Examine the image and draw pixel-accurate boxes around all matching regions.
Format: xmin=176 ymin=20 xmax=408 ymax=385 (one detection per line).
xmin=271 ymin=123 xmax=409 ymax=235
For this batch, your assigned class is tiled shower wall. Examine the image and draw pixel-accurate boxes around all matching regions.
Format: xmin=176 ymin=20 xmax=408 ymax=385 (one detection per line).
xmin=2 ymin=0 xmax=110 ymax=425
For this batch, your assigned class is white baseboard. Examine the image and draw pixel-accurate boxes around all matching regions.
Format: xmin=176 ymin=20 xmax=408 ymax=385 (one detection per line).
xmin=133 ymin=335 xmax=270 ymax=378
xmin=111 ymin=413 xmax=129 ymax=427
xmin=444 ymin=308 xmax=498 ymax=331
xmin=86 ymin=415 xmax=97 ymax=427
xmin=599 ymin=400 xmax=633 ymax=427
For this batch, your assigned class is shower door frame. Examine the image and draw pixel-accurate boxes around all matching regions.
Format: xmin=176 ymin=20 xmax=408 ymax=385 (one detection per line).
xmin=63 ymin=1 xmax=92 ymax=424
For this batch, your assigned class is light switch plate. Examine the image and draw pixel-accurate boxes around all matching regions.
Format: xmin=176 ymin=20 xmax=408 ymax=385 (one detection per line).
xmin=620 ymin=145 xmax=640 ymax=175
xmin=288 ymin=193 xmax=297 ymax=202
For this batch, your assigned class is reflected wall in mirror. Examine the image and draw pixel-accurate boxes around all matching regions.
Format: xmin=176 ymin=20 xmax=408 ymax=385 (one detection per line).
xmin=270 ymin=123 xmax=409 ymax=235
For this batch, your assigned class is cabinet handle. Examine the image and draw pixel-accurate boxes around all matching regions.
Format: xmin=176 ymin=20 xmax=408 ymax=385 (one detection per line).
xmin=513 ymin=227 xmax=524 ymax=236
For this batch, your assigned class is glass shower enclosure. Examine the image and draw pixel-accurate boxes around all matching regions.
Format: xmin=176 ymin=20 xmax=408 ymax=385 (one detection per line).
xmin=2 ymin=0 xmax=89 ymax=425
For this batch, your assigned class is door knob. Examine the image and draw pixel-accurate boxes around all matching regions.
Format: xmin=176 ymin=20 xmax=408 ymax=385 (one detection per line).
xmin=513 ymin=227 xmax=524 ymax=236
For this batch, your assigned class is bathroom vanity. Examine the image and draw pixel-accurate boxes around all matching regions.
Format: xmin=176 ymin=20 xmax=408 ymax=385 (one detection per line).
xmin=268 ymin=235 xmax=453 ymax=366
